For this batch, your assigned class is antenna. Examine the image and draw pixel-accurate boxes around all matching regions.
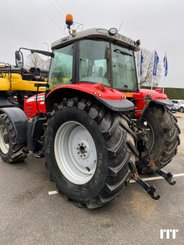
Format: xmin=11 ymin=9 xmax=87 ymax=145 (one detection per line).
xmin=74 ymin=22 xmax=84 ymax=31
xmin=118 ymin=21 xmax=124 ymax=32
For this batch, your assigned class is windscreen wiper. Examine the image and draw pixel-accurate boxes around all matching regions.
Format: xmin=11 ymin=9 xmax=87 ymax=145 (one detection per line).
xmin=113 ymin=48 xmax=132 ymax=57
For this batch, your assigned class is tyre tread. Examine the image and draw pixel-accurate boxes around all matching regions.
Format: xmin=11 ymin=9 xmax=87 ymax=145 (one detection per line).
xmin=0 ymin=114 xmax=28 ymax=163
xmin=46 ymin=97 xmax=136 ymax=209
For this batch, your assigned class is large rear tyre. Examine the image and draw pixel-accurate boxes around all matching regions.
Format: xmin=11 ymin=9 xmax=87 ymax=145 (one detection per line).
xmin=45 ymin=98 xmax=136 ymax=209
xmin=0 ymin=114 xmax=28 ymax=163
xmin=137 ymin=103 xmax=180 ymax=174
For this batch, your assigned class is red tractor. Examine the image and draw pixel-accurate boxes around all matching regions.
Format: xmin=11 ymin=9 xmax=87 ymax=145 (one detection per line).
xmin=0 ymin=16 xmax=180 ymax=208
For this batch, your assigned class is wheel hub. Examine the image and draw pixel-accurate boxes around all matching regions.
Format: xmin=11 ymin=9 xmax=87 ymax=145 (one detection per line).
xmin=76 ymin=142 xmax=89 ymax=159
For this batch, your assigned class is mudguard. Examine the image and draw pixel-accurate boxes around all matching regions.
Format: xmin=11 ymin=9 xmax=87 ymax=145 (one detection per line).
xmin=0 ymin=95 xmax=17 ymax=108
xmin=46 ymin=83 xmax=135 ymax=112
xmin=96 ymin=97 xmax=134 ymax=111
xmin=152 ymin=99 xmax=174 ymax=107
xmin=0 ymin=107 xmax=28 ymax=145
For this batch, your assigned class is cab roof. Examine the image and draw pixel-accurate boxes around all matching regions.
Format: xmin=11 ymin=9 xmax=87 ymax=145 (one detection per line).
xmin=51 ymin=28 xmax=140 ymax=51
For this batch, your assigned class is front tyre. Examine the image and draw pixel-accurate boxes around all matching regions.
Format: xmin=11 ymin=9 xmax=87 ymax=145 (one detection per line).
xmin=0 ymin=114 xmax=28 ymax=163
xmin=45 ymin=98 xmax=136 ymax=209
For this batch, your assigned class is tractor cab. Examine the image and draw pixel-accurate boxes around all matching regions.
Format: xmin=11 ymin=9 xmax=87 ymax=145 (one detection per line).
xmin=49 ymin=27 xmax=140 ymax=92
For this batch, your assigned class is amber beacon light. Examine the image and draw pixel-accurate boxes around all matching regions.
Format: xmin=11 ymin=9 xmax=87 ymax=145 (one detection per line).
xmin=65 ymin=14 xmax=73 ymax=28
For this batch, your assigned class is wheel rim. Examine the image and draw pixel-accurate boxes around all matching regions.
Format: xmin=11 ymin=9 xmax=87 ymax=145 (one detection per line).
xmin=54 ymin=121 xmax=97 ymax=185
xmin=0 ymin=125 xmax=9 ymax=154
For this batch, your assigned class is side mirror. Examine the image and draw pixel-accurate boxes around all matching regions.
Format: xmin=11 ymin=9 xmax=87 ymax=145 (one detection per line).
xmin=15 ymin=50 xmax=24 ymax=68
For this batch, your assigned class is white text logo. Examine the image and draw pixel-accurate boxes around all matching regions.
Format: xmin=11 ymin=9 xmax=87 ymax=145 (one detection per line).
xmin=160 ymin=229 xmax=178 ymax=239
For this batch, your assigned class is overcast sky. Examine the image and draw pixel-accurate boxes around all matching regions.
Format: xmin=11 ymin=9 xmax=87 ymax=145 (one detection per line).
xmin=0 ymin=0 xmax=183 ymax=88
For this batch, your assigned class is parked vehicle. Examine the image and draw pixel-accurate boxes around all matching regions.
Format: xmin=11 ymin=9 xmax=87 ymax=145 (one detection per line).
xmin=0 ymin=59 xmax=48 ymax=109
xmin=172 ymin=100 xmax=184 ymax=112
xmin=167 ymin=103 xmax=177 ymax=113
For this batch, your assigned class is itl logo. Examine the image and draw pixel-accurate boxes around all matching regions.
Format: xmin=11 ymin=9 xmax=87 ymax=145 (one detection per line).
xmin=160 ymin=229 xmax=179 ymax=239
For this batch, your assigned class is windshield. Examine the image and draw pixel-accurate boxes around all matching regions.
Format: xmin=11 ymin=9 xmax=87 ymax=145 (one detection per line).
xmin=79 ymin=39 xmax=137 ymax=91
xmin=79 ymin=40 xmax=110 ymax=86
xmin=49 ymin=44 xmax=73 ymax=89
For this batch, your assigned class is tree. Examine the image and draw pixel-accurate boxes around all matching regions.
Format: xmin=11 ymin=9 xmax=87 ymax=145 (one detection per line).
xmin=26 ymin=53 xmax=42 ymax=68
xmin=139 ymin=48 xmax=162 ymax=87
xmin=25 ymin=53 xmax=50 ymax=70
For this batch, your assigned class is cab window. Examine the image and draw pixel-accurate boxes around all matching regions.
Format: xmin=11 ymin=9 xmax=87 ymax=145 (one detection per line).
xmin=79 ymin=40 xmax=110 ymax=86
xmin=112 ymin=44 xmax=137 ymax=91
xmin=49 ymin=44 xmax=73 ymax=89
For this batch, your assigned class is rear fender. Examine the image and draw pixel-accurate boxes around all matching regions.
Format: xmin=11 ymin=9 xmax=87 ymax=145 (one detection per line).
xmin=0 ymin=94 xmax=17 ymax=108
xmin=46 ymin=84 xmax=134 ymax=112
xmin=27 ymin=114 xmax=47 ymax=152
xmin=131 ymin=89 xmax=172 ymax=118
xmin=0 ymin=107 xmax=27 ymax=145
xmin=151 ymin=99 xmax=173 ymax=108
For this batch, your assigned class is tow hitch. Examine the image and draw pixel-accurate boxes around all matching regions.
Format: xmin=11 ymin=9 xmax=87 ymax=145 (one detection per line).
xmin=129 ymin=161 xmax=160 ymax=200
xmin=135 ymin=174 xmax=160 ymax=200
xmin=155 ymin=169 xmax=176 ymax=185
xmin=129 ymin=158 xmax=176 ymax=200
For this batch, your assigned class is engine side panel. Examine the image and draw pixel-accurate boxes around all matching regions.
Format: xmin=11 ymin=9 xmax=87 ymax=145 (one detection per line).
xmin=24 ymin=93 xmax=46 ymax=119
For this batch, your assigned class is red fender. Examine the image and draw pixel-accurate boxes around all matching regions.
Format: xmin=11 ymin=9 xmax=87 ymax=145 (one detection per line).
xmin=125 ymin=89 xmax=169 ymax=118
xmin=46 ymin=83 xmax=125 ymax=100
xmin=24 ymin=83 xmax=133 ymax=118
